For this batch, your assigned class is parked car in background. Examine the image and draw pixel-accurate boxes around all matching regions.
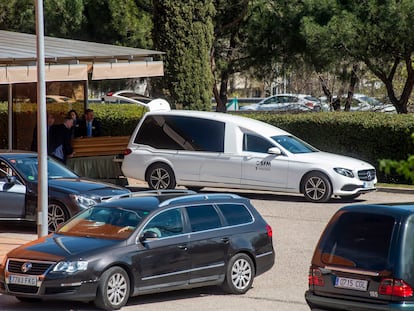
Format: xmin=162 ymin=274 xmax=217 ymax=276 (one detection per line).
xmin=0 ymin=151 xmax=131 ymax=231
xmin=46 ymin=95 xmax=76 ymax=104
xmin=101 ymin=90 xmax=152 ymax=104
xmin=306 ymin=202 xmax=414 ymax=310
xmin=122 ymin=103 xmax=377 ymax=203
xmin=0 ymin=191 xmax=275 ymax=310
xmin=320 ymin=94 xmax=396 ymax=113
xmin=239 ymin=94 xmax=322 ymax=112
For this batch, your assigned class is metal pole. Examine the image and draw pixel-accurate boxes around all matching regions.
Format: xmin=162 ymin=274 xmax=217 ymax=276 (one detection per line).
xmin=35 ymin=0 xmax=48 ymax=237
xmin=7 ymin=84 xmax=12 ymax=150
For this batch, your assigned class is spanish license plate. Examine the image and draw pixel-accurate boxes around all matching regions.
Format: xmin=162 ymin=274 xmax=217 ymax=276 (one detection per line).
xmin=335 ymin=277 xmax=368 ymax=291
xmin=363 ymin=181 xmax=374 ymax=189
xmin=8 ymin=275 xmax=37 ymax=286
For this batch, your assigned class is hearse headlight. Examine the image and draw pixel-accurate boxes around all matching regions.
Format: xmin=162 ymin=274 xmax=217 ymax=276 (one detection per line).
xmin=70 ymin=194 xmax=98 ymax=209
xmin=334 ymin=167 xmax=354 ymax=178
xmin=53 ymin=261 xmax=88 ymax=273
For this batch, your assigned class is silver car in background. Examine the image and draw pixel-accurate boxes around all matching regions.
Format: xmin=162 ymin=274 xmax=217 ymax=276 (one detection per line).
xmin=239 ymin=94 xmax=322 ymax=112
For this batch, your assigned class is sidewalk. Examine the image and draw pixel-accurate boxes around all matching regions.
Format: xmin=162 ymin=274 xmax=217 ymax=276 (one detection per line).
xmin=0 ymin=232 xmax=37 ymax=263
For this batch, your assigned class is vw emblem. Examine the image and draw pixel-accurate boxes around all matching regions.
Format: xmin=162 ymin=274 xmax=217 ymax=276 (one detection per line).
xmin=21 ymin=262 xmax=32 ymax=273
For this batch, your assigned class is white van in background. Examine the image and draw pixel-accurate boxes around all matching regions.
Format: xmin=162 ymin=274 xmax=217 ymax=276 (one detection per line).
xmin=115 ymin=91 xmax=377 ymax=203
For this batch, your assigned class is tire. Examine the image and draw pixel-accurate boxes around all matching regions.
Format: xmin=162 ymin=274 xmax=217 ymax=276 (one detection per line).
xmin=48 ymin=202 xmax=69 ymax=232
xmin=303 ymin=172 xmax=332 ymax=203
xmin=94 ymin=266 xmax=130 ymax=311
xmin=147 ymin=163 xmax=176 ymax=190
xmin=222 ymin=253 xmax=255 ymax=294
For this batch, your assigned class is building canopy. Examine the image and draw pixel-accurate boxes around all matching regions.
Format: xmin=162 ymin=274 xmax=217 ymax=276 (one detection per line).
xmin=0 ymin=30 xmax=164 ymax=84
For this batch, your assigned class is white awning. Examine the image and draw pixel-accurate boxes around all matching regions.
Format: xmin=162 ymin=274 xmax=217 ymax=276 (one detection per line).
xmin=0 ymin=64 xmax=88 ymax=84
xmin=92 ymin=61 xmax=164 ymax=80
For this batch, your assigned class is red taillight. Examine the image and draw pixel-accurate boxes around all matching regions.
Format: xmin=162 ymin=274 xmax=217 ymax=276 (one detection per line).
xmin=308 ymin=268 xmax=324 ymax=287
xmin=123 ymin=148 xmax=132 ymax=156
xmin=305 ymin=102 xmax=314 ymax=108
xmin=379 ymin=278 xmax=413 ymax=297
xmin=107 ymin=92 xmax=113 ymax=96
xmin=265 ymin=224 xmax=272 ymax=238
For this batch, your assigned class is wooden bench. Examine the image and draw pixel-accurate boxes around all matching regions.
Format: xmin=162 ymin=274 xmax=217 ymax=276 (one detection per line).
xmin=71 ymin=136 xmax=130 ymax=157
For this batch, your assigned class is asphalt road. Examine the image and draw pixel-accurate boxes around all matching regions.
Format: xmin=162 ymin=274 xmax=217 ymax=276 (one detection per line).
xmin=1 ymin=188 xmax=413 ymax=311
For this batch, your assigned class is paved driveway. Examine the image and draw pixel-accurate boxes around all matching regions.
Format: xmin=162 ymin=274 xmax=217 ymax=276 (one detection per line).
xmin=1 ymin=189 xmax=413 ymax=311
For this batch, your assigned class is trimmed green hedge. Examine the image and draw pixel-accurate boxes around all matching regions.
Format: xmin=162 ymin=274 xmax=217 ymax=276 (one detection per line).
xmin=2 ymin=104 xmax=413 ymax=183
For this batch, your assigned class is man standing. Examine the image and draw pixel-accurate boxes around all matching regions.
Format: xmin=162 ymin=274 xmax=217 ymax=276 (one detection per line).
xmin=49 ymin=117 xmax=74 ymax=164
xmin=78 ymin=109 xmax=102 ymax=137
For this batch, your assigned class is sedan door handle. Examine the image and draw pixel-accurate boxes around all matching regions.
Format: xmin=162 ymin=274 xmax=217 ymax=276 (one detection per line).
xmin=178 ymin=245 xmax=188 ymax=251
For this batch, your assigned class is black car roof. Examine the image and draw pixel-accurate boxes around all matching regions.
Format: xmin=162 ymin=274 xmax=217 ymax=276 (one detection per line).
xmin=340 ymin=202 xmax=414 ymax=217
xmin=0 ymin=151 xmax=37 ymax=159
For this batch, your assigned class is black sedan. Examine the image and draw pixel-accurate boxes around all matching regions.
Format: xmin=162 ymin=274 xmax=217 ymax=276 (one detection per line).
xmin=0 ymin=192 xmax=275 ymax=310
xmin=0 ymin=151 xmax=131 ymax=231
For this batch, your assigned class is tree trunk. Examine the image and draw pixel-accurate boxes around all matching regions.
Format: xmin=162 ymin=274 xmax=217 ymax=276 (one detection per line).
xmin=344 ymin=64 xmax=359 ymax=111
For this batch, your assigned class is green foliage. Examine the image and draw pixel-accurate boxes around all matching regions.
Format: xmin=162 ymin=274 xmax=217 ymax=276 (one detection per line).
xmin=379 ymin=133 xmax=414 ymax=184
xmin=153 ymin=0 xmax=215 ymax=110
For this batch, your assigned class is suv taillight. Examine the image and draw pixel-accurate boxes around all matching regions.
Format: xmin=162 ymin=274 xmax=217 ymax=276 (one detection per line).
xmin=379 ymin=278 xmax=413 ymax=297
xmin=124 ymin=148 xmax=132 ymax=156
xmin=266 ymin=224 xmax=272 ymax=238
xmin=308 ymin=268 xmax=324 ymax=287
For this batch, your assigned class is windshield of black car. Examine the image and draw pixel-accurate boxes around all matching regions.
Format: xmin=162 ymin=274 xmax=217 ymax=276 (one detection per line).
xmin=271 ymin=135 xmax=318 ymax=154
xmin=57 ymin=206 xmax=149 ymax=240
xmin=8 ymin=156 xmax=78 ymax=181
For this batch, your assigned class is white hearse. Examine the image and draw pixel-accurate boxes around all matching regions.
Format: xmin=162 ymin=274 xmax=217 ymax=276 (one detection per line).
xmin=115 ymin=91 xmax=377 ymax=202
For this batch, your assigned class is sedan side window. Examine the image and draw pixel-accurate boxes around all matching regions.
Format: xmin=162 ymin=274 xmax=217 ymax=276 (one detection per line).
xmin=243 ymin=133 xmax=274 ymax=153
xmin=142 ymin=208 xmax=184 ymax=238
xmin=186 ymin=204 xmax=222 ymax=232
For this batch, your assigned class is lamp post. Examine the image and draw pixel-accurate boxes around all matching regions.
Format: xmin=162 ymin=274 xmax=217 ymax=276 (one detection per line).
xmin=35 ymin=0 xmax=48 ymax=237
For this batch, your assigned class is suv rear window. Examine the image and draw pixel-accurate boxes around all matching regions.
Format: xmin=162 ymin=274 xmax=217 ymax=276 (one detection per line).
xmin=320 ymin=212 xmax=395 ymax=270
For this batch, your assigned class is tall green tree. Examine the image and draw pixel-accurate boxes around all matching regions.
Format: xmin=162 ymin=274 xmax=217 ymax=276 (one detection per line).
xmin=153 ymin=0 xmax=215 ymax=110
xmin=301 ymin=0 xmax=414 ymax=113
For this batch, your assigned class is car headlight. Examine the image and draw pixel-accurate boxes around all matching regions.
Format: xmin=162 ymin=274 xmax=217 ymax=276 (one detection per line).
xmin=53 ymin=261 xmax=88 ymax=273
xmin=334 ymin=167 xmax=354 ymax=178
xmin=70 ymin=194 xmax=99 ymax=209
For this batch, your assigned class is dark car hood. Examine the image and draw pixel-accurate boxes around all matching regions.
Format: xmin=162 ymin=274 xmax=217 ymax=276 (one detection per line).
xmin=48 ymin=178 xmax=130 ymax=196
xmin=7 ymin=234 xmax=123 ymax=261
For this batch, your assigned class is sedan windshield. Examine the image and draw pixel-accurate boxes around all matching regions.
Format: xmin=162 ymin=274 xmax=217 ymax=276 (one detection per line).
xmin=57 ymin=206 xmax=147 ymax=240
xmin=9 ymin=156 xmax=78 ymax=181
xmin=271 ymin=135 xmax=318 ymax=154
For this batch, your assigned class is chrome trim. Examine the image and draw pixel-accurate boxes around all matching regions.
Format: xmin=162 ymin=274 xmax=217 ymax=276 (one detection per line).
xmin=159 ymin=193 xmax=242 ymax=207
xmin=256 ymin=251 xmax=273 ymax=258
xmin=324 ymin=265 xmax=379 ymax=276
xmin=141 ymin=263 xmax=224 ymax=281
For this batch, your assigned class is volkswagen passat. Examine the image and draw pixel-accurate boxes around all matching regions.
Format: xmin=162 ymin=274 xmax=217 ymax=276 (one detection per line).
xmin=0 ymin=192 xmax=275 ymax=310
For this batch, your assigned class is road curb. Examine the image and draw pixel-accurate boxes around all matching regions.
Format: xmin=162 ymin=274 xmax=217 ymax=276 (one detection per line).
xmin=377 ymin=187 xmax=414 ymax=195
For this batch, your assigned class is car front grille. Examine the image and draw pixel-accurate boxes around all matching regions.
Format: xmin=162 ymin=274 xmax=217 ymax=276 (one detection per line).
xmin=7 ymin=259 xmax=54 ymax=275
xmin=358 ymin=169 xmax=376 ymax=181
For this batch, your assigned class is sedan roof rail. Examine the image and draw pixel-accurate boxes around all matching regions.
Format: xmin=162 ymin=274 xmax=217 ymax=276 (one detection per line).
xmin=159 ymin=193 xmax=243 ymax=207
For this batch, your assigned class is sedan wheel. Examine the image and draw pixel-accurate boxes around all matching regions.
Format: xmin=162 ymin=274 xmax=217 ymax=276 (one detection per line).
xmin=95 ymin=266 xmax=130 ymax=311
xmin=303 ymin=172 xmax=332 ymax=203
xmin=147 ymin=164 xmax=176 ymax=190
xmin=48 ymin=202 xmax=68 ymax=232
xmin=222 ymin=253 xmax=255 ymax=294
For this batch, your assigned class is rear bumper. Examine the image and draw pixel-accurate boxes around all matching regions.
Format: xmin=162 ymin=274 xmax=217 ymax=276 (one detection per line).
xmin=305 ymin=290 xmax=414 ymax=310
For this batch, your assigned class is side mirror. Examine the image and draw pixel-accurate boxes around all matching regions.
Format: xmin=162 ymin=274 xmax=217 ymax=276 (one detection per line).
xmin=139 ymin=230 xmax=159 ymax=242
xmin=268 ymin=147 xmax=282 ymax=155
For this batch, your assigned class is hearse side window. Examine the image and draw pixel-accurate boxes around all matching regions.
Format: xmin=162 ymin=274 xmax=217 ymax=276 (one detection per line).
xmin=217 ymin=203 xmax=253 ymax=226
xmin=135 ymin=115 xmax=225 ymax=152
xmin=243 ymin=133 xmax=274 ymax=153
xmin=320 ymin=212 xmax=395 ymax=270
xmin=186 ymin=204 xmax=222 ymax=232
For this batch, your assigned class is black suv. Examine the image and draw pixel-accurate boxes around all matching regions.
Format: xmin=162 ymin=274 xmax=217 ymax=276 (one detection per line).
xmin=1 ymin=191 xmax=275 ymax=311
xmin=305 ymin=203 xmax=414 ymax=310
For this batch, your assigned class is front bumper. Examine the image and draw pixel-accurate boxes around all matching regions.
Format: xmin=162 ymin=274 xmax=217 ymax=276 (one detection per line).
xmin=0 ymin=269 xmax=98 ymax=302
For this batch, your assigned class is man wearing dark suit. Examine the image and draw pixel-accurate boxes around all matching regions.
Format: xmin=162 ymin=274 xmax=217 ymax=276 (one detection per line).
xmin=49 ymin=117 xmax=74 ymax=164
xmin=77 ymin=109 xmax=102 ymax=137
